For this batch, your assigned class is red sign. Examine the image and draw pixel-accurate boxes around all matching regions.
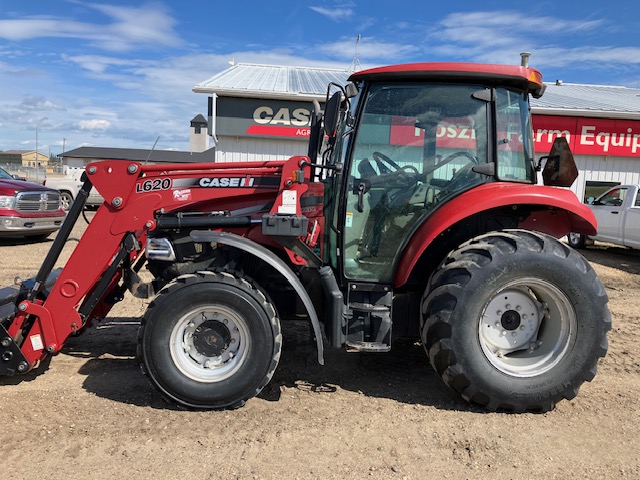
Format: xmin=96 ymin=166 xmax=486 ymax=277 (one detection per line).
xmin=241 ymin=106 xmax=640 ymax=159
xmin=245 ymin=125 xmax=311 ymax=138
xmin=532 ymin=115 xmax=640 ymax=157
xmin=390 ymin=117 xmax=477 ymax=149
xmin=389 ymin=116 xmax=424 ymax=145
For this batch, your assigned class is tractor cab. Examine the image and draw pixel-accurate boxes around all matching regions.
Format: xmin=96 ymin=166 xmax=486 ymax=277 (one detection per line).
xmin=320 ymin=65 xmax=542 ymax=284
xmin=312 ymin=63 xmax=562 ymax=351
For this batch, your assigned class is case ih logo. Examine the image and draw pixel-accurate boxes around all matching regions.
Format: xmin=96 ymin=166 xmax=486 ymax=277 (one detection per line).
xmin=199 ymin=176 xmax=255 ymax=188
xmin=245 ymin=105 xmax=313 ymax=138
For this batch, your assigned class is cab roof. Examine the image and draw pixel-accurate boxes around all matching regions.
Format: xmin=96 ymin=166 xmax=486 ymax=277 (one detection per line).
xmin=349 ymin=62 xmax=545 ymax=98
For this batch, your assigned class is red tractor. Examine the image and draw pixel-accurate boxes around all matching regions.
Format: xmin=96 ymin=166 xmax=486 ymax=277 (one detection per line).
xmin=0 ymin=62 xmax=610 ymax=412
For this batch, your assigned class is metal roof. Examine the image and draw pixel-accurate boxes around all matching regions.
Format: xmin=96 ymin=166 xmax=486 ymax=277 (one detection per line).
xmin=195 ymin=63 xmax=640 ymax=120
xmin=531 ymin=82 xmax=640 ymax=119
xmin=193 ymin=63 xmax=350 ymax=100
xmin=61 ymin=146 xmax=216 ymax=163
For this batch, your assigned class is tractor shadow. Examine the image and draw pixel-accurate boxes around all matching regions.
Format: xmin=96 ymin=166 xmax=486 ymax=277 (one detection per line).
xmin=261 ymin=320 xmax=474 ymax=412
xmin=580 ymin=244 xmax=640 ymax=276
xmin=61 ymin=317 xmax=176 ymax=410
xmin=60 ymin=316 xmax=476 ymax=413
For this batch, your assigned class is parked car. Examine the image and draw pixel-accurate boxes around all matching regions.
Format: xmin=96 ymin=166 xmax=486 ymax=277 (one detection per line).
xmin=0 ymin=166 xmax=26 ymax=181
xmin=0 ymin=171 xmax=66 ymax=240
xmin=43 ymin=168 xmax=103 ymax=211
xmin=568 ymin=184 xmax=640 ymax=249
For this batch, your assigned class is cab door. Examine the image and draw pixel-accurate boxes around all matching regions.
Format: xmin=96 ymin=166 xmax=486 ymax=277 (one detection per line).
xmin=342 ymin=83 xmax=488 ymax=284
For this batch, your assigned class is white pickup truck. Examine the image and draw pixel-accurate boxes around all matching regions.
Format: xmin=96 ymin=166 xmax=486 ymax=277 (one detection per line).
xmin=568 ymin=184 xmax=640 ymax=249
xmin=43 ymin=168 xmax=103 ymax=211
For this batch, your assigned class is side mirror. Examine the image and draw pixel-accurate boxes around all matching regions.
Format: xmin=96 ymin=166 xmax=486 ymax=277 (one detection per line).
xmin=323 ymin=91 xmax=342 ymax=139
xmin=307 ymin=99 xmax=323 ymax=160
xmin=345 ymin=82 xmax=359 ymax=98
xmin=539 ymin=137 xmax=578 ymax=187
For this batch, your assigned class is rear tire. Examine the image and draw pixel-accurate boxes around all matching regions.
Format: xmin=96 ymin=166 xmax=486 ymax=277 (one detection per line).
xmin=138 ymin=270 xmax=281 ymax=409
xmin=567 ymin=232 xmax=586 ymax=249
xmin=421 ymin=230 xmax=610 ymax=412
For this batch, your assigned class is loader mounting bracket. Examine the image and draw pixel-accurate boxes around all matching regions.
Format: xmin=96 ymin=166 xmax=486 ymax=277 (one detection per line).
xmin=0 ymin=324 xmax=29 ymax=376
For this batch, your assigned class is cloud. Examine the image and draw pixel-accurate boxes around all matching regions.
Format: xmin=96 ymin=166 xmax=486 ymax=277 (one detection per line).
xmin=4 ymin=47 xmax=351 ymax=152
xmin=0 ymin=60 xmax=44 ymax=76
xmin=316 ymin=37 xmax=419 ymax=62
xmin=61 ymin=54 xmax=145 ymax=74
xmin=440 ymin=11 xmax=602 ymax=40
xmin=0 ymin=3 xmax=182 ymax=52
xmin=78 ymin=119 xmax=112 ymax=130
xmin=20 ymin=96 xmax=65 ymax=111
xmin=536 ymin=46 xmax=640 ymax=67
xmin=309 ymin=6 xmax=354 ymax=22
xmin=431 ymin=11 xmax=605 ymax=60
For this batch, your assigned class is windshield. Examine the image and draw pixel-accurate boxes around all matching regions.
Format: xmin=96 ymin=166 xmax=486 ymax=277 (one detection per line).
xmin=495 ymin=88 xmax=535 ymax=182
xmin=0 ymin=167 xmax=14 ymax=180
xmin=350 ymin=83 xmax=488 ymax=190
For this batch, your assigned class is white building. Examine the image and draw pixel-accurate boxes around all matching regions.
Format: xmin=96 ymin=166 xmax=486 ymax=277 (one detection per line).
xmin=532 ymin=81 xmax=640 ymax=200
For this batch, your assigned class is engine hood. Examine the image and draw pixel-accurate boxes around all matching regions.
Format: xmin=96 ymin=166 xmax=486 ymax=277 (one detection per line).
xmin=0 ymin=178 xmax=54 ymax=194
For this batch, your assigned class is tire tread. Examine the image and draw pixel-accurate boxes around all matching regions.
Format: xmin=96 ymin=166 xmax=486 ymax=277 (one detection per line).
xmin=137 ymin=270 xmax=281 ymax=410
xmin=421 ymin=229 xmax=610 ymax=413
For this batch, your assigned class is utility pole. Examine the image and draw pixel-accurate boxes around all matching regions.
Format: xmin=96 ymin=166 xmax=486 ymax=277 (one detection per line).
xmin=62 ymin=138 xmax=66 ymax=174
xmin=34 ymin=117 xmax=47 ymax=182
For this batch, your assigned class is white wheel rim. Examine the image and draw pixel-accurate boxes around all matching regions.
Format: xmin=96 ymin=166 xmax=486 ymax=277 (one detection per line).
xmin=479 ymin=278 xmax=576 ymax=377
xmin=169 ymin=305 xmax=249 ymax=383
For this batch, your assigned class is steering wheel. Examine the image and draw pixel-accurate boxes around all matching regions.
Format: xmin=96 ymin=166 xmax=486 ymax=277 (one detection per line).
xmin=424 ymin=151 xmax=479 ymax=176
xmin=372 ymin=151 xmax=402 ymax=174
xmin=371 ymin=151 xmax=420 ymax=183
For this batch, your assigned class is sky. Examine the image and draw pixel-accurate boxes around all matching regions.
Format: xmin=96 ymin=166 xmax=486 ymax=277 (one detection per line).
xmin=1 ymin=0 xmax=639 ymax=155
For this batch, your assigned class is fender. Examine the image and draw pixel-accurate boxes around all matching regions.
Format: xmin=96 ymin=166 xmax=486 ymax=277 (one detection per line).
xmin=189 ymin=230 xmax=324 ymax=365
xmin=394 ymin=182 xmax=597 ymax=287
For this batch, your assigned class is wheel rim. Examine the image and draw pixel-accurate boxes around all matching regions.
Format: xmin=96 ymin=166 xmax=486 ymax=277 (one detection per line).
xmin=60 ymin=194 xmax=71 ymax=211
xmin=568 ymin=233 xmax=581 ymax=245
xmin=169 ymin=305 xmax=249 ymax=383
xmin=478 ymin=278 xmax=576 ymax=377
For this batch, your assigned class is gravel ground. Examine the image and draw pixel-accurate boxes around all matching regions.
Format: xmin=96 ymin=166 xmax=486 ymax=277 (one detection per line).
xmin=0 ymin=216 xmax=638 ymax=480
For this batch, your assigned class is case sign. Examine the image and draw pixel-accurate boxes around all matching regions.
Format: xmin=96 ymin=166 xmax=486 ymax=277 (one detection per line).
xmin=217 ymin=97 xmax=320 ymax=140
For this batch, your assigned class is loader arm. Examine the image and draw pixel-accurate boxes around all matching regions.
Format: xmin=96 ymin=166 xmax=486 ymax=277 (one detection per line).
xmin=1 ymin=157 xmax=311 ymax=372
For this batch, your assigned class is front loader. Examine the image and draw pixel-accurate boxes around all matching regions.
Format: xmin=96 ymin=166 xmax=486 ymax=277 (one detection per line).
xmin=0 ymin=62 xmax=610 ymax=412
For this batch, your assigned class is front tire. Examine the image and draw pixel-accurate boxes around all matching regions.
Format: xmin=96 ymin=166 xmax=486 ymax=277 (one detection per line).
xmin=421 ymin=230 xmax=610 ymax=412
xmin=59 ymin=191 xmax=73 ymax=211
xmin=138 ymin=270 xmax=282 ymax=409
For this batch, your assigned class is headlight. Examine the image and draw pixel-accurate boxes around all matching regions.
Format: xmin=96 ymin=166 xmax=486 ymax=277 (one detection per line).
xmin=0 ymin=195 xmax=16 ymax=208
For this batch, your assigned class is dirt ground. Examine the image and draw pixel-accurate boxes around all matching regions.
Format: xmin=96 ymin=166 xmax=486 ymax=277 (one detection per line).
xmin=1 ymin=217 xmax=638 ymax=480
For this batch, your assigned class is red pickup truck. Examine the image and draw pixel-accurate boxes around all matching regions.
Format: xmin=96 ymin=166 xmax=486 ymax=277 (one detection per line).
xmin=0 ymin=167 xmax=66 ymax=240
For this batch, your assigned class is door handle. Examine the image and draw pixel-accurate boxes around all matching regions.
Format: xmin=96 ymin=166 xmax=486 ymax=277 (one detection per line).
xmin=356 ymin=182 xmax=366 ymax=213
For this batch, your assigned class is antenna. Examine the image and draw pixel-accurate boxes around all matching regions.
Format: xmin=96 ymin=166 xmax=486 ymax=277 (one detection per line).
xmin=348 ymin=35 xmax=362 ymax=73
xmin=144 ymin=136 xmax=160 ymax=165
